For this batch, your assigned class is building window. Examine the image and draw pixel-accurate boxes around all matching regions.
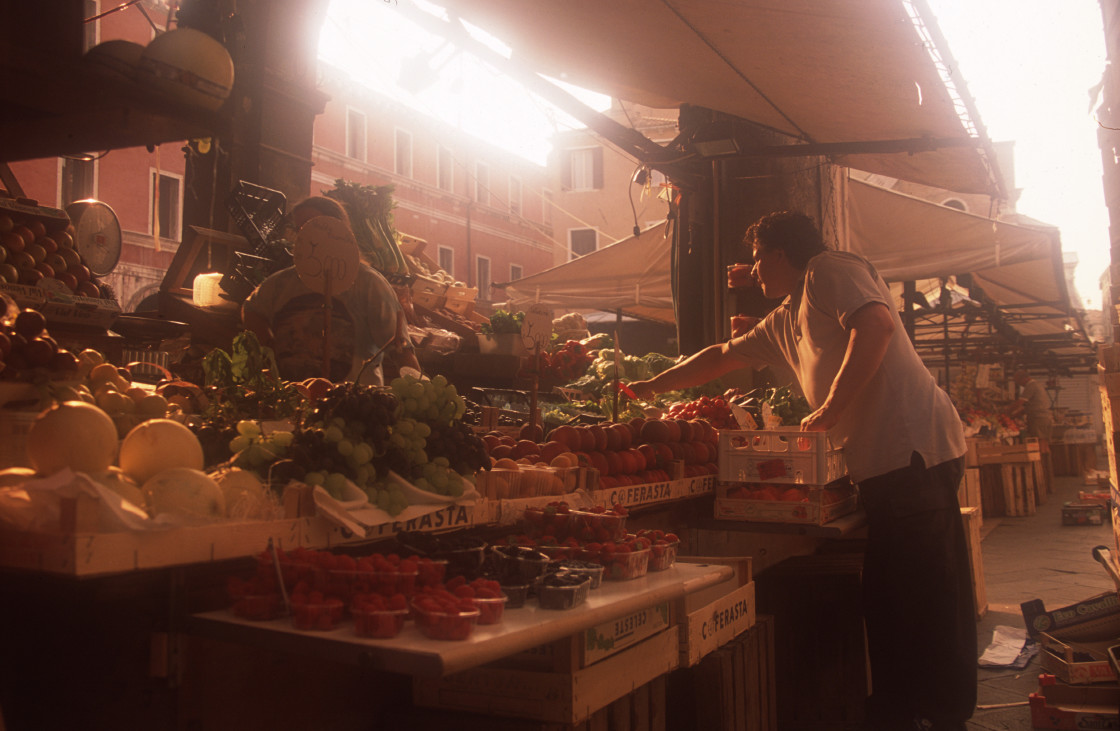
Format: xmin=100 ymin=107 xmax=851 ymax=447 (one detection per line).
xmin=437 ymin=146 xmax=454 ymax=192
xmin=395 ymin=129 xmax=413 ymax=178
xmin=509 ymin=176 xmax=522 ymax=217
xmin=346 ymin=108 xmax=366 ymax=160
xmin=509 ymin=264 xmax=523 ymax=281
xmin=60 ymin=156 xmax=95 ymax=205
xmin=474 ymin=162 xmax=489 ymax=205
xmin=438 ymin=245 xmax=454 ymax=277
xmin=476 ymin=256 xmax=491 ymax=301
xmin=542 ymin=189 xmax=553 ymax=226
xmin=562 ymin=147 xmax=603 ymax=191
xmin=151 ymin=170 xmax=182 ymax=241
xmin=569 ymin=228 xmax=597 ymax=259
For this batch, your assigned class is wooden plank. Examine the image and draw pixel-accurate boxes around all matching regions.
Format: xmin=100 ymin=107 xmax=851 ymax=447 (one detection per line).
xmin=759 ymin=615 xmax=778 ymax=731
xmin=732 ymin=632 xmax=747 ymax=731
xmin=692 ymin=646 xmax=724 ymax=731
xmin=608 ymin=695 xmax=631 ymax=731
xmin=716 ymin=646 xmax=736 ymax=731
xmin=1000 ymin=464 xmax=1019 ymax=516
xmin=630 ymin=682 xmax=650 ymax=731
xmin=587 ymin=708 xmax=609 ymax=731
xmin=960 ymin=507 xmax=988 ymax=618
xmin=648 ymin=675 xmax=666 ymax=731
xmin=744 ymin=626 xmax=762 ymax=731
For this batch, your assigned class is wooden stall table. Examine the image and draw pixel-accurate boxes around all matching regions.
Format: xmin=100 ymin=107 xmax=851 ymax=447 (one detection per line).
xmin=188 ymin=561 xmax=761 ymax=729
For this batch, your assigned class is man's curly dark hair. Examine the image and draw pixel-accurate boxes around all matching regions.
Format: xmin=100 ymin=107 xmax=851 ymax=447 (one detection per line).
xmin=743 ymin=211 xmax=828 ymax=269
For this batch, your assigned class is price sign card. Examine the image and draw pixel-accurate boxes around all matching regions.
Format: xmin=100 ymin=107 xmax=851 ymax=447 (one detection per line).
xmin=293 ymin=216 xmax=360 ymax=295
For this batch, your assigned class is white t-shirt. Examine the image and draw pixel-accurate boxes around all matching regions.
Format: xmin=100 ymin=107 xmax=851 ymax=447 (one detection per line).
xmin=728 ymin=250 xmax=965 ymax=482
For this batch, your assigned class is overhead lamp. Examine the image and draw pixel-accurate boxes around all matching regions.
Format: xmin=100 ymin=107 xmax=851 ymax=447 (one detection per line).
xmin=689 ymin=122 xmax=742 ymax=158
xmin=692 ymin=137 xmax=741 ymax=158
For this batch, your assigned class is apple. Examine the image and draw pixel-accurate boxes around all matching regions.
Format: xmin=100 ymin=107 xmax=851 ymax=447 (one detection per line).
xmin=58 ymin=247 xmax=81 ymax=268
xmin=1 ymin=231 xmax=25 ymax=254
xmin=27 ymin=220 xmax=46 ymax=239
xmin=68 ymin=264 xmax=91 ymax=283
xmin=0 ymin=214 xmax=13 ymax=234
xmin=49 ymin=231 xmax=73 ymax=249
xmin=11 ymin=226 xmax=34 ymax=247
xmin=34 ymin=262 xmax=55 ymax=279
xmin=57 ymin=272 xmax=78 ymax=292
xmin=10 ymin=251 xmax=34 ymax=270
xmin=17 ymin=268 xmax=43 ymax=286
xmin=0 ymin=263 xmax=17 ymax=283
xmin=36 ymin=235 xmax=57 ymax=254
xmin=76 ymin=280 xmax=100 ymax=298
xmin=45 ymin=253 xmax=66 ymax=272
xmin=0 ymin=244 xmax=5 ymax=266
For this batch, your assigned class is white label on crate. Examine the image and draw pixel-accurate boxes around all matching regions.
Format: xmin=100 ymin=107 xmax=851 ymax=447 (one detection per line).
xmin=363 ymin=504 xmax=473 ymax=538
xmin=584 ymin=602 xmax=670 ymax=665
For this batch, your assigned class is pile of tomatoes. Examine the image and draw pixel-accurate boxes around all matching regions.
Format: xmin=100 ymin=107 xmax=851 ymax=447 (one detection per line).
xmin=666 ymin=395 xmax=736 ymax=429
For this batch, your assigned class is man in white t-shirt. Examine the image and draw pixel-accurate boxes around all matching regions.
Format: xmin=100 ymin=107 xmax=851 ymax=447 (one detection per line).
xmin=630 ymin=212 xmax=974 ymax=730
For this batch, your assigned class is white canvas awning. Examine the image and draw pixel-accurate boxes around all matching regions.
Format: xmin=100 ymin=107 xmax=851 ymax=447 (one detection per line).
xmin=499 ymin=221 xmax=676 ymax=324
xmin=432 ymin=0 xmax=1001 ymax=195
xmin=499 ymin=179 xmax=1092 ymax=365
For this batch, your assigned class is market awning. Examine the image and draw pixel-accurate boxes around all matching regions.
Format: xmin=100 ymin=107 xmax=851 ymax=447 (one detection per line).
xmin=431 ymin=0 xmax=1001 ymax=195
xmin=498 ymin=222 xmax=676 ymax=324
xmin=844 ymin=179 xmax=1093 ymax=370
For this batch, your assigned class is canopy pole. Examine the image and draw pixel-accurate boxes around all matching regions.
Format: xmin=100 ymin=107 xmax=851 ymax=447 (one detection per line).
xmin=942 ymin=310 xmax=951 ymax=388
xmin=903 ymin=281 xmax=917 ymax=341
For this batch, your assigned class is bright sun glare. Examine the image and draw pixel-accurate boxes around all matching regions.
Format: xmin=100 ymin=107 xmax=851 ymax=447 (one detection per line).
xmin=318 ymin=0 xmax=610 ymax=167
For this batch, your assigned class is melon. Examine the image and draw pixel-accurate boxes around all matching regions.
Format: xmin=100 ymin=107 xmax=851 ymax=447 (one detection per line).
xmin=119 ymin=419 xmax=204 ymax=485
xmin=143 ymin=467 xmax=225 ymax=521
xmin=90 ymin=466 xmax=147 ymax=511
xmin=214 ymin=468 xmax=270 ymax=519
xmin=26 ymin=401 xmax=119 ymax=476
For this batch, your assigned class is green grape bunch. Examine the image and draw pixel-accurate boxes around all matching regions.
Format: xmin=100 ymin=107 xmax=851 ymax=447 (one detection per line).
xmin=390 ymin=373 xmax=465 ymax=424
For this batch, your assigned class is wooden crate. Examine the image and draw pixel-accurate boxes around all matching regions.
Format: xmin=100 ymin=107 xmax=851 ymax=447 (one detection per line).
xmin=665 ymin=614 xmax=776 ymax=731
xmin=979 ymin=462 xmax=1041 ymax=518
xmin=976 ymin=439 xmax=1041 ymax=465
xmin=413 ymin=627 xmax=680 ymax=725
xmin=961 ymin=507 xmax=988 ymax=618
xmin=675 ymin=555 xmax=756 ymax=667
xmin=755 ymin=554 xmax=867 ymax=730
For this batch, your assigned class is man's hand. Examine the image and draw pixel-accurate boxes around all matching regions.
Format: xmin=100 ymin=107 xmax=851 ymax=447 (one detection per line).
xmin=801 ymin=403 xmax=839 ymax=432
xmin=629 ymin=380 xmax=656 ymax=401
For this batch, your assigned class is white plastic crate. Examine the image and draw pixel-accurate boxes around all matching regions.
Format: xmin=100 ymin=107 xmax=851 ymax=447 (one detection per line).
xmin=718 ymin=428 xmax=846 ymax=485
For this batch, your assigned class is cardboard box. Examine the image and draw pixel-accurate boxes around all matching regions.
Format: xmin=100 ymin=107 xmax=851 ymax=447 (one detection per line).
xmin=718 ymin=428 xmax=846 ymax=485
xmin=1029 ymin=675 xmax=1119 ymax=729
xmin=1063 ymin=501 xmax=1108 ymax=526
xmin=1022 ymin=592 xmax=1120 ymax=640
xmin=714 ymin=480 xmax=858 ymax=525
xmin=1039 ymin=633 xmax=1120 ymax=685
